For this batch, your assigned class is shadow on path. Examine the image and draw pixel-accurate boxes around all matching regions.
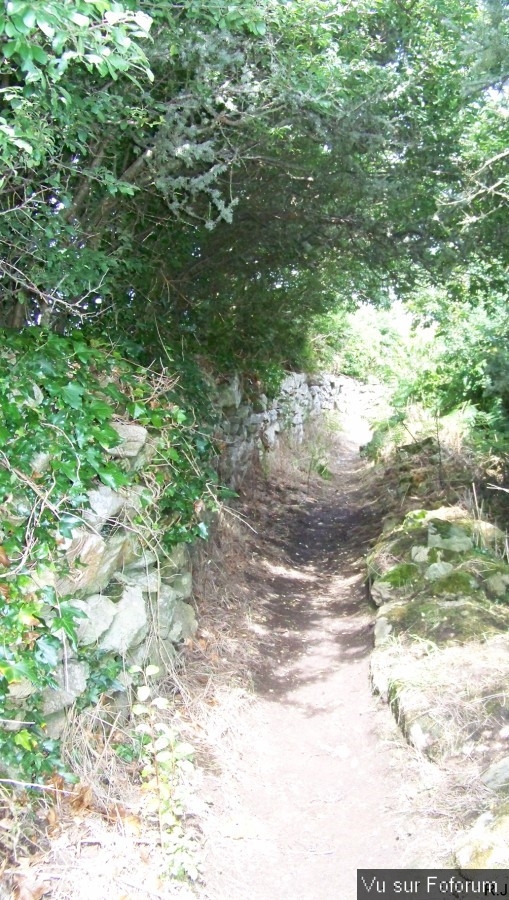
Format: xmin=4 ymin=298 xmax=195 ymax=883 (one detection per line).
xmin=200 ymin=407 xmax=449 ymax=900
xmin=245 ymin=451 xmax=382 ymax=705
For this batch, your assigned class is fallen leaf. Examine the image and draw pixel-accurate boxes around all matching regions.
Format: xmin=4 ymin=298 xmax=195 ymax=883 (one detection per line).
xmin=70 ymin=784 xmax=93 ymax=814
xmin=123 ymin=814 xmax=142 ymax=836
xmin=139 ymin=846 xmax=151 ymax=864
xmin=45 ymin=807 xmax=59 ymax=832
xmin=12 ymin=874 xmax=51 ymax=900
xmin=104 ymin=803 xmax=127 ymax=822
xmin=47 ymin=774 xmax=65 ymax=794
xmin=0 ymin=546 xmax=10 ymax=567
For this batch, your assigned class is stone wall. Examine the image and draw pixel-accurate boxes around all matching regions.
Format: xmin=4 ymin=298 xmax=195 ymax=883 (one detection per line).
xmin=214 ymin=372 xmax=345 ymax=486
xmin=367 ymin=505 xmax=509 ymax=867
xmin=10 ymin=371 xmax=344 ymax=737
xmin=9 ymin=421 xmax=198 ymax=740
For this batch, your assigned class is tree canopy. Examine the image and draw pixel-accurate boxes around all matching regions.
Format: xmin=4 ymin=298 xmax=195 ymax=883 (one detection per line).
xmin=0 ymin=0 xmax=507 ymax=377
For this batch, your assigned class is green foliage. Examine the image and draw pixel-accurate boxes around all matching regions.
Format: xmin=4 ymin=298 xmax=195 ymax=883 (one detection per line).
xmin=0 ymin=0 xmax=490 ymax=380
xmin=0 ymin=1 xmax=152 ymax=84
xmin=0 ymin=1 xmax=152 ymax=175
xmin=363 ymin=278 xmax=509 ymax=498
xmin=0 ymin=329 xmax=217 ymax=782
xmin=400 ymin=279 xmax=509 ymax=423
xmin=75 ymin=653 xmax=123 ymax=709
xmin=130 ymin=665 xmax=200 ymax=881
xmin=310 ymin=304 xmax=415 ymax=383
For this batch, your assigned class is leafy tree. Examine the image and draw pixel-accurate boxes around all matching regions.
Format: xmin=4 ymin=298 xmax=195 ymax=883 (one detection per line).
xmin=86 ymin=0 xmax=485 ymax=375
xmin=0 ymin=0 xmax=486 ymax=374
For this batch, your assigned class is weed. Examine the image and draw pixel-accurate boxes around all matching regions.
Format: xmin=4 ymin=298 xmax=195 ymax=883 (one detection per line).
xmin=130 ymin=664 xmax=201 ymax=882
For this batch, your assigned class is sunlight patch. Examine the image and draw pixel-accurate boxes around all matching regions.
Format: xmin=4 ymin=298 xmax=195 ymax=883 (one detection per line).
xmin=260 ymin=560 xmax=316 ymax=581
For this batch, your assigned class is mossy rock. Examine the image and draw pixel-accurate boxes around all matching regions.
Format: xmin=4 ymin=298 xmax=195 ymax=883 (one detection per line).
xmin=455 ymin=802 xmax=509 ymax=868
xmin=429 ymin=570 xmax=480 ymax=597
xmin=485 ymin=573 xmax=509 ymax=601
xmin=472 ymin=520 xmax=506 ymax=552
xmin=373 ymin=633 xmax=509 ymax=769
xmin=367 ymin=528 xmax=429 ymax=578
xmin=370 ymin=561 xmax=422 ymax=605
xmin=390 ymin=696 xmax=443 ymax=758
xmin=378 ymin=595 xmax=509 ymax=646
xmin=369 ymin=506 xmax=484 ymax=578
xmin=428 ymin=520 xmax=474 ymax=553
xmin=427 ymin=517 xmax=455 ymax=538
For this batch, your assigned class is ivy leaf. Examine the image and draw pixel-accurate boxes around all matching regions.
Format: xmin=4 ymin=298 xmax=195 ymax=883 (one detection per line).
xmin=97 ymin=464 xmax=129 ymax=490
xmin=61 ymin=382 xmax=85 ymax=410
xmin=14 ymin=729 xmax=36 ymax=750
xmin=57 ymin=459 xmax=81 ymax=483
xmin=34 ymin=634 xmax=60 ymax=668
xmin=57 ymin=513 xmax=81 ymax=538
xmin=91 ymin=423 xmax=122 ymax=450
xmin=0 ymin=659 xmax=33 ymax=683
xmin=127 ymin=401 xmax=145 ymax=420
xmin=52 ymin=606 xmax=85 ymax=647
xmin=86 ymin=396 xmax=113 ymax=422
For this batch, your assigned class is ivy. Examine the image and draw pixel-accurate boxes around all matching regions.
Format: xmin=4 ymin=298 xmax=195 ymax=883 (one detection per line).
xmin=0 ymin=329 xmax=218 ymax=782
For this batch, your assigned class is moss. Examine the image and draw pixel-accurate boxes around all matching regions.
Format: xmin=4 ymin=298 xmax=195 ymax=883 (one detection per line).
xmin=386 ymin=598 xmax=441 ymax=631
xmin=382 ymin=595 xmax=509 ymax=646
xmin=402 ymin=509 xmax=429 ymax=527
xmin=428 ymin=518 xmax=453 ymax=538
xmin=431 ymin=571 xmax=479 ymax=596
xmin=427 ymin=547 xmax=440 ymax=564
xmin=380 ymin=562 xmax=420 ymax=587
xmin=387 ymin=527 xmax=429 ymax=557
xmin=476 ymin=558 xmax=509 ymax=576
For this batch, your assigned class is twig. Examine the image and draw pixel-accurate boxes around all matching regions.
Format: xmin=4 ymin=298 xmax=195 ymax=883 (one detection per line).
xmin=0 ymin=779 xmax=74 ymax=795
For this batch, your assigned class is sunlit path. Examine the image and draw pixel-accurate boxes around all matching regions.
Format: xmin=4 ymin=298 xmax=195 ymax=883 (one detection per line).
xmin=199 ymin=386 xmax=450 ymax=899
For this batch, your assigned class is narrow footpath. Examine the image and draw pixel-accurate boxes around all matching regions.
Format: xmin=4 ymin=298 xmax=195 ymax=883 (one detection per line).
xmin=198 ymin=386 xmax=451 ymax=899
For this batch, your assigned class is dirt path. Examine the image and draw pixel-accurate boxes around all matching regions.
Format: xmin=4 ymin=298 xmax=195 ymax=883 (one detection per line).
xmin=198 ymin=389 xmax=451 ymax=899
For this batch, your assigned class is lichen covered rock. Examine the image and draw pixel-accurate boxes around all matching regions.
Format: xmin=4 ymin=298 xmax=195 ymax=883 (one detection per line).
xmin=369 ymin=504 xmax=509 ymax=860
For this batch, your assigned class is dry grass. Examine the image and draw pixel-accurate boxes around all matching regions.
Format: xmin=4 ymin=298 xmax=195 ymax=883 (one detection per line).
xmin=0 ymin=488 xmax=266 ymax=898
xmin=376 ymin=635 xmax=509 ymax=805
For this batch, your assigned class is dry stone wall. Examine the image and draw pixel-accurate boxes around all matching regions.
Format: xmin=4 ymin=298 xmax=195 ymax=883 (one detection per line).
xmin=9 ymin=421 xmax=198 ymax=740
xmin=368 ymin=505 xmax=509 ymax=867
xmin=214 ymin=372 xmax=346 ymax=486
xmin=13 ymin=371 xmax=344 ymax=737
